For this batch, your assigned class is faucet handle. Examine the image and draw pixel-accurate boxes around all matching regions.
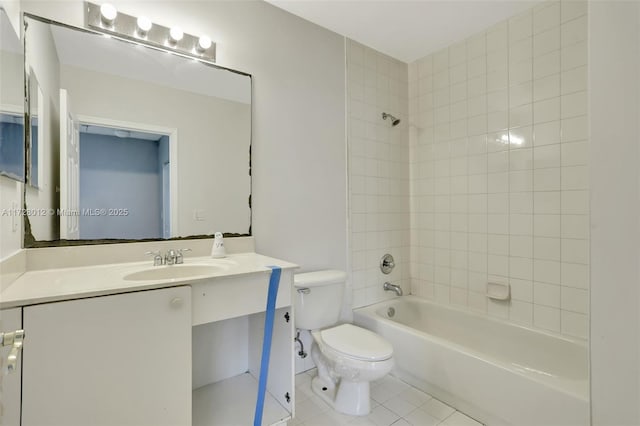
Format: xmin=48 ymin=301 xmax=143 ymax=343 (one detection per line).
xmin=175 ymin=248 xmax=191 ymax=264
xmin=145 ymin=251 xmax=164 ymax=266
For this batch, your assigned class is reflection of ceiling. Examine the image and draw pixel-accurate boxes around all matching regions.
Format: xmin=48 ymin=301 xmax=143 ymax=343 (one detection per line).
xmin=49 ymin=24 xmax=251 ymax=104
xmin=80 ymin=124 xmax=164 ymax=142
xmin=265 ymin=0 xmax=540 ymax=63
xmin=0 ymin=10 xmax=21 ymax=54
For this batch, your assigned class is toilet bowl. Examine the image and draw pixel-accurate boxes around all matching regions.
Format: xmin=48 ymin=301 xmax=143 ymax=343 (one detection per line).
xmin=309 ymin=324 xmax=394 ymax=415
xmin=293 ymin=270 xmax=395 ymax=416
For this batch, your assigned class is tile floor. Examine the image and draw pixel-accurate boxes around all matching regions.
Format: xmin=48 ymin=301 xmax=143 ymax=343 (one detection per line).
xmin=290 ymin=369 xmax=484 ymax=426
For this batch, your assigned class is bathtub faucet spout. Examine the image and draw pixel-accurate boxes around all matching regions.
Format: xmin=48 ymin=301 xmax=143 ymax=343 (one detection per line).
xmin=383 ymin=282 xmax=403 ymax=296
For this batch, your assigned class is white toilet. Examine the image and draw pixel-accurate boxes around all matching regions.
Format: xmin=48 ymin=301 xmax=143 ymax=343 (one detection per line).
xmin=294 ymin=270 xmax=394 ymax=416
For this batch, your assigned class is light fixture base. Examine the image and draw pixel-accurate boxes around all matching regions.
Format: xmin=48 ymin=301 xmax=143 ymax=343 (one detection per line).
xmin=85 ymin=1 xmax=215 ymax=62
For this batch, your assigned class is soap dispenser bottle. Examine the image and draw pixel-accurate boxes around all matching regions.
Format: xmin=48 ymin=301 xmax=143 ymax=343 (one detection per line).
xmin=211 ymin=232 xmax=226 ymax=258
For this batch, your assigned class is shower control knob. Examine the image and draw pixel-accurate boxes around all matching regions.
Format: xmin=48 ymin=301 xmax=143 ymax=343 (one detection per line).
xmin=380 ymin=254 xmax=395 ymax=274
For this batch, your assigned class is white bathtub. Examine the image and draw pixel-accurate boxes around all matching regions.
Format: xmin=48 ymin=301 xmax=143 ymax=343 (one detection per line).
xmin=353 ymin=296 xmax=589 ymax=426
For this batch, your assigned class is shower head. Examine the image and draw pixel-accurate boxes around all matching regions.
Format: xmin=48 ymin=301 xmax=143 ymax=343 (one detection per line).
xmin=382 ymin=112 xmax=401 ymax=126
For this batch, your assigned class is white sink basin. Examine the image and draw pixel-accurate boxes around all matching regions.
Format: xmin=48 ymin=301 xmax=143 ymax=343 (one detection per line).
xmin=123 ymin=264 xmax=230 ymax=281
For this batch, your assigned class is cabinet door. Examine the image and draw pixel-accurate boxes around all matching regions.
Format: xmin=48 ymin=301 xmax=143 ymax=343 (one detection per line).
xmin=22 ymin=286 xmax=191 ymax=426
xmin=0 ymin=308 xmax=22 ymax=426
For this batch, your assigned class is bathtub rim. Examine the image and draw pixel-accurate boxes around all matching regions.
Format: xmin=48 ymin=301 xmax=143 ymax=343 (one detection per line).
xmin=354 ymin=295 xmax=588 ymax=349
xmin=353 ymin=295 xmax=589 ymax=401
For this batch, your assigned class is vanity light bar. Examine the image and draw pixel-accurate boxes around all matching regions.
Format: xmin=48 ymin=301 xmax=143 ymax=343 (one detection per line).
xmin=85 ymin=2 xmax=216 ymax=62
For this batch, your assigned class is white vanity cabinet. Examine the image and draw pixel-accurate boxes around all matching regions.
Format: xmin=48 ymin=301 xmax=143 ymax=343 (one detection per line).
xmin=21 ymin=286 xmax=192 ymax=426
xmin=0 ymin=308 xmax=22 ymax=426
xmin=2 ymin=252 xmax=297 ymax=426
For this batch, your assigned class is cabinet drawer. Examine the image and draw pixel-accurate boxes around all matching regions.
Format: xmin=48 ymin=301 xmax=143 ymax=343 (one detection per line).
xmin=192 ymin=271 xmax=292 ymax=325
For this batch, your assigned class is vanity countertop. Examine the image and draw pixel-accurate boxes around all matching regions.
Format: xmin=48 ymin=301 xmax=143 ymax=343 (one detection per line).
xmin=0 ymin=252 xmax=298 ymax=309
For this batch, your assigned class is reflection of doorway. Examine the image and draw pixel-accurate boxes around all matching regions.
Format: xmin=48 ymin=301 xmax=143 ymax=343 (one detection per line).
xmin=77 ymin=122 xmax=174 ymax=240
xmin=162 ymin=161 xmax=170 ymax=239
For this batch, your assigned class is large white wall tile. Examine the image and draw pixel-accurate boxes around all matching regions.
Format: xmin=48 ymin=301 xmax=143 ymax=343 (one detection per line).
xmin=561 ymin=0 xmax=587 ymax=23
xmin=405 ymin=1 xmax=588 ymax=340
xmin=533 ymin=27 xmax=560 ymax=57
xmin=561 ymin=41 xmax=587 ymax=70
xmin=534 ymin=214 xmax=561 ymax=237
xmin=561 ymin=15 xmax=587 ymax=47
xmin=534 ymin=50 xmax=561 ymax=79
xmin=533 ymin=1 xmax=560 ymax=35
xmin=534 ymin=304 xmax=561 ymax=332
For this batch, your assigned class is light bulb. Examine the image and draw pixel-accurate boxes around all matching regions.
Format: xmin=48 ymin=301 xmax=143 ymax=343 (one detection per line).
xmin=169 ymin=26 xmax=183 ymax=43
xmin=197 ymin=35 xmax=212 ymax=51
xmin=100 ymin=3 xmax=117 ymax=26
xmin=137 ymin=16 xmax=152 ymax=34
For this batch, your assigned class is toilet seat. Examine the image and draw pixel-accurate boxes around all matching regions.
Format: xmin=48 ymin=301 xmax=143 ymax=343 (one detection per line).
xmin=319 ymin=324 xmax=393 ymax=362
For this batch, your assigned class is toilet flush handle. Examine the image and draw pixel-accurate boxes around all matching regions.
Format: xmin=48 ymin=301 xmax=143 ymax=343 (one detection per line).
xmin=297 ymin=288 xmax=310 ymax=294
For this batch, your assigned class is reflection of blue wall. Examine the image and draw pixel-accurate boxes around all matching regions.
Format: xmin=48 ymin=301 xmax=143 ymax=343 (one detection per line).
xmin=79 ymin=133 xmax=162 ymax=239
xmin=0 ymin=119 xmax=24 ymax=180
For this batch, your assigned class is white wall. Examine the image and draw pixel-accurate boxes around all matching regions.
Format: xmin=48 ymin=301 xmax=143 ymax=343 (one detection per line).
xmin=1 ymin=50 xmax=21 ymax=107
xmin=0 ymin=177 xmax=22 ymax=259
xmin=0 ymin=0 xmax=20 ymax=36
xmin=20 ymin=0 xmax=347 ymax=272
xmin=589 ymin=2 xmax=640 ymax=424
xmin=408 ymin=0 xmax=589 ymax=339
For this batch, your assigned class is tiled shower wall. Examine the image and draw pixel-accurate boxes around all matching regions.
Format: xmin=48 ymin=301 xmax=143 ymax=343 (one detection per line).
xmin=408 ymin=1 xmax=589 ymax=338
xmin=346 ymin=40 xmax=410 ymax=309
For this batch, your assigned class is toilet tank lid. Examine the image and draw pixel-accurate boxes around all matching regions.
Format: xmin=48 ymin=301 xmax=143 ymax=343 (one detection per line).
xmin=294 ymin=270 xmax=347 ymax=288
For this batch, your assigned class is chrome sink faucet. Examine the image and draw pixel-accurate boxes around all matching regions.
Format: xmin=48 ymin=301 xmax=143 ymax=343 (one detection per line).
xmin=165 ymin=249 xmax=178 ymax=265
xmin=383 ymin=282 xmax=403 ymax=296
xmin=146 ymin=248 xmax=191 ymax=266
xmin=165 ymin=248 xmax=192 ymax=265
xmin=175 ymin=248 xmax=191 ymax=264
xmin=145 ymin=251 xmax=164 ymax=266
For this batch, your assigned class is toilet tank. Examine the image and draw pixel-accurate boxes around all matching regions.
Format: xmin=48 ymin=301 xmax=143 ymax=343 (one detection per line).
xmin=294 ymin=270 xmax=346 ymax=330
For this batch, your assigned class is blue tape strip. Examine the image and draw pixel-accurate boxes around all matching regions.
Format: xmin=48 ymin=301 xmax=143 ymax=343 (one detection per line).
xmin=253 ymin=265 xmax=282 ymax=426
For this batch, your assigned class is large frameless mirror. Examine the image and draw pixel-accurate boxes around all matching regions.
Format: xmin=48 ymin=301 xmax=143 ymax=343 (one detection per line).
xmin=23 ymin=14 xmax=252 ymax=246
